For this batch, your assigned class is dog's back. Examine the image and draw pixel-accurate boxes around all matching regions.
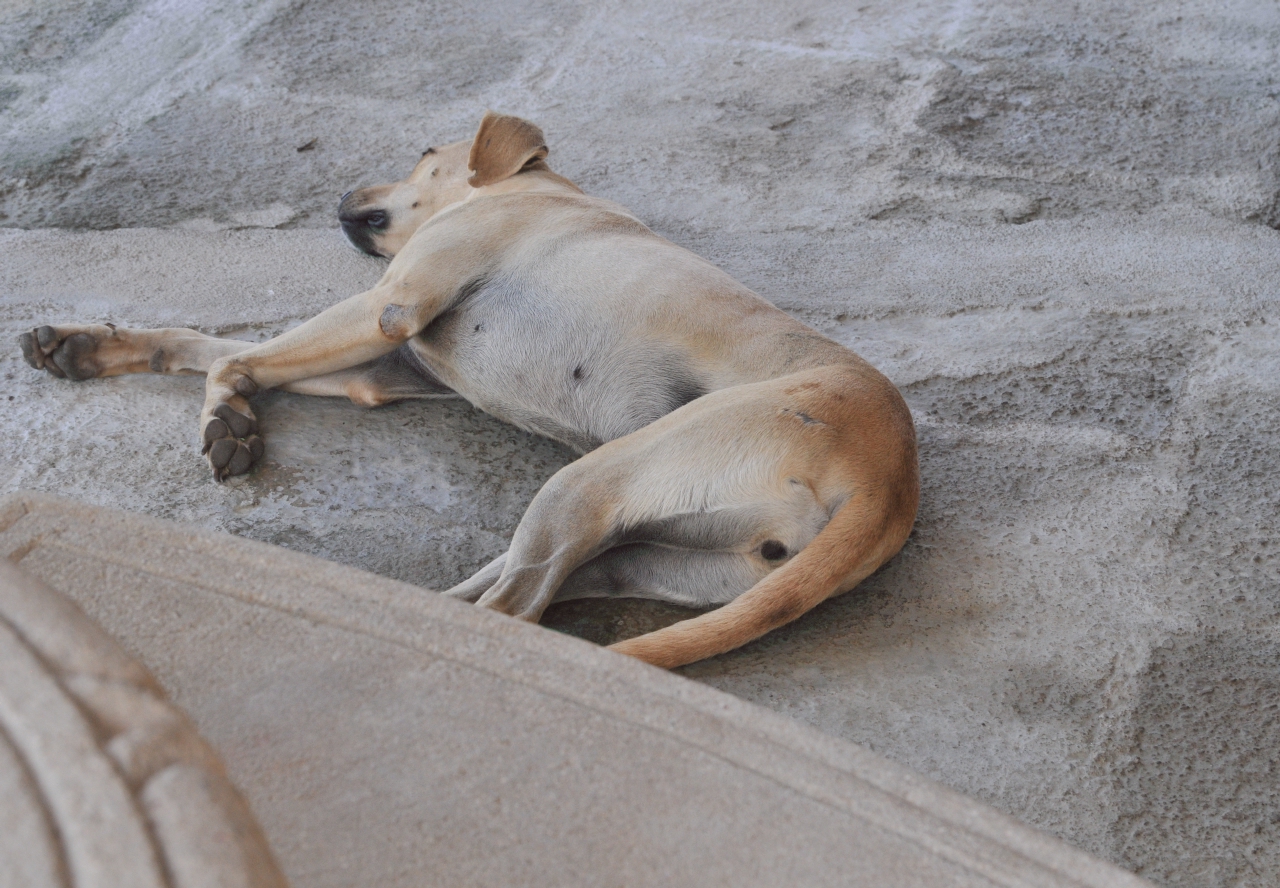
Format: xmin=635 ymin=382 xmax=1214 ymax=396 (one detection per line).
xmin=401 ymin=188 xmax=867 ymax=452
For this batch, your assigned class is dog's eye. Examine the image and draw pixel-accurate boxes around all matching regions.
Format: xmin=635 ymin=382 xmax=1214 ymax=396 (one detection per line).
xmin=364 ymin=211 xmax=388 ymax=229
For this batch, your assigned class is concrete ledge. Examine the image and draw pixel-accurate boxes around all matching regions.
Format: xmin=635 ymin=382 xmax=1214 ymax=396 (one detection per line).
xmin=2 ymin=492 xmax=1148 ymax=887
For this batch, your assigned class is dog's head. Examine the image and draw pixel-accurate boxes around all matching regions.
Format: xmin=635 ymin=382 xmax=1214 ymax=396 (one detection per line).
xmin=338 ymin=111 xmax=550 ymax=257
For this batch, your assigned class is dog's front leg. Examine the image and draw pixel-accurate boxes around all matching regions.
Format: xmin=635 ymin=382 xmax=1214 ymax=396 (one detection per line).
xmin=199 ymin=281 xmax=444 ymax=479
xmin=20 ymin=325 xmax=252 ymax=380
xmin=198 ymin=214 xmax=527 ymax=479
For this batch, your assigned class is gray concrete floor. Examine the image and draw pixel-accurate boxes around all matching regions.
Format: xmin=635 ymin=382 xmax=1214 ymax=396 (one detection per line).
xmin=2 ymin=2 xmax=1278 ymax=885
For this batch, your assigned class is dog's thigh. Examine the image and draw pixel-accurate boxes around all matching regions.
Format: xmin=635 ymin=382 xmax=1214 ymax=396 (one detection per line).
xmin=554 ymin=544 xmax=770 ymax=608
xmin=474 ymin=388 xmax=833 ymax=621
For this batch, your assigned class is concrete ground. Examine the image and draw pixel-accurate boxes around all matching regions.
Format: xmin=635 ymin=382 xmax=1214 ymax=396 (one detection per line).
xmin=1 ymin=1 xmax=1277 ymax=885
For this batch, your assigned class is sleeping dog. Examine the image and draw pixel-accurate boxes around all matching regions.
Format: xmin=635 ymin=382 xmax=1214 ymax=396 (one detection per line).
xmin=20 ymin=112 xmax=918 ymax=668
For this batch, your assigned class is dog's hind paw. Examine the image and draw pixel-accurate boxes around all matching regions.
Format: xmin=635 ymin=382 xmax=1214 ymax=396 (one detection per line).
xmin=19 ymin=325 xmax=104 ymax=380
xmin=202 ymin=402 xmax=264 ymax=481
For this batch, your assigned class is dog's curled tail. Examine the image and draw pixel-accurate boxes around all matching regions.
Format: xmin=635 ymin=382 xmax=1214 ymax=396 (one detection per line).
xmin=608 ymin=489 xmax=914 ymax=670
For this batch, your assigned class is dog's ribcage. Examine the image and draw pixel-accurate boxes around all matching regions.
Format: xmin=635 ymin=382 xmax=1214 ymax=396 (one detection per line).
xmin=408 ymin=271 xmax=707 ymax=452
xmin=397 ymin=206 xmax=854 ymax=457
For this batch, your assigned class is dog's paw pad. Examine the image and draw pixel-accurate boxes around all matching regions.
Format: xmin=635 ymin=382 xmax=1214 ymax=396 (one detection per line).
xmin=228 ymin=436 xmax=265 ymax=475
xmin=51 ymin=333 xmax=101 ymax=380
xmin=202 ymin=405 xmax=262 ymax=481
xmin=213 ymin=402 xmax=256 ymax=438
xmin=18 ymin=331 xmax=43 ymax=369
xmin=206 ymin=433 xmax=264 ymax=481
xmin=19 ymin=326 xmax=102 ymax=380
xmin=202 ymin=418 xmax=230 ymax=452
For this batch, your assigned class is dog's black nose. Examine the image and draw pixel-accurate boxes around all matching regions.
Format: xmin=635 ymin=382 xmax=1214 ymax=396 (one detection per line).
xmin=337 ymin=191 xmax=361 ymax=223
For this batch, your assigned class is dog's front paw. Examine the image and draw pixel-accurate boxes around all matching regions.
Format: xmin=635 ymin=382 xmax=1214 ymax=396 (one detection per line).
xmin=19 ymin=325 xmax=106 ymax=380
xmin=201 ymin=402 xmax=264 ymax=481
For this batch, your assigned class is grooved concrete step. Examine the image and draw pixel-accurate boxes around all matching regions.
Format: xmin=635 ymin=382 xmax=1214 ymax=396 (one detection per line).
xmin=1 ymin=492 xmax=1148 ymax=888
xmin=0 ymin=557 xmax=286 ymax=888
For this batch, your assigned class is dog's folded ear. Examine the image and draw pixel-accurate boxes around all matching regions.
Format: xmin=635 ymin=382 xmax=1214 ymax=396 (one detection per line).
xmin=468 ymin=112 xmax=549 ymax=188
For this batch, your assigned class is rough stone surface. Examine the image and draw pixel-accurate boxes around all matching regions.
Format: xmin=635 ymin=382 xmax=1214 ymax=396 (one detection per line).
xmin=2 ymin=0 xmax=1278 ymax=234
xmin=0 ymin=556 xmax=287 ymax=888
xmin=1 ymin=492 xmax=1152 ymax=888
xmin=1 ymin=2 xmax=1278 ymax=886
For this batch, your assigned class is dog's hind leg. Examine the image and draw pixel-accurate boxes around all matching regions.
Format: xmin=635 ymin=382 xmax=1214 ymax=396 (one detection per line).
xmin=473 ymin=367 xmax=917 ymax=667
xmin=454 ymin=544 xmax=770 ymax=611
xmin=471 ymin=380 xmax=835 ymax=624
xmin=553 ymin=544 xmax=773 ymax=608
xmin=444 ymin=552 xmax=507 ymax=603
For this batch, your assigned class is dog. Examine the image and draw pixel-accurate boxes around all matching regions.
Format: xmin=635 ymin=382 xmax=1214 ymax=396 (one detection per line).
xmin=19 ymin=112 xmax=919 ymax=669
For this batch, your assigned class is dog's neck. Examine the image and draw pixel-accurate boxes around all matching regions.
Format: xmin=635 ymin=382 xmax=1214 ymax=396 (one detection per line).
xmin=467 ymin=168 xmax=584 ymax=202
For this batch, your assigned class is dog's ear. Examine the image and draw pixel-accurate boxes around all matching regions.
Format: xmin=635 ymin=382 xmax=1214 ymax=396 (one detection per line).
xmin=468 ymin=112 xmax=549 ymax=188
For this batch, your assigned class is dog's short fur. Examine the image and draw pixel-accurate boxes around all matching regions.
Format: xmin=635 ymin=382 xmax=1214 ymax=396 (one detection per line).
xmin=20 ymin=112 xmax=918 ymax=669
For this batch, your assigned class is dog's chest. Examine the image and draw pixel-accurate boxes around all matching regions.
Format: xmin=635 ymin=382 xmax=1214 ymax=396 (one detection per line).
xmin=408 ymin=278 xmax=705 ymax=451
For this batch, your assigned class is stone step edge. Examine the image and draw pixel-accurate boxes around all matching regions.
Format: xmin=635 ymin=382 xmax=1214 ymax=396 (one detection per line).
xmin=1 ymin=491 xmax=1150 ymax=888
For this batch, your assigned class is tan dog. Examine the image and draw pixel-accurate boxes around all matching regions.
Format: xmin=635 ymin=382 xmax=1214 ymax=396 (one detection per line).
xmin=20 ymin=112 xmax=918 ymax=669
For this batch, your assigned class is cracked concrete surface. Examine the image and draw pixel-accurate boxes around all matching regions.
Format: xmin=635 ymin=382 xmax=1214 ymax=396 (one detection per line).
xmin=1 ymin=1 xmax=1278 ymax=886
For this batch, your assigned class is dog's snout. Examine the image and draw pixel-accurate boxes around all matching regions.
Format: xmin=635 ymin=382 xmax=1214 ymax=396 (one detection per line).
xmin=337 ymin=190 xmax=360 ymax=221
xmin=338 ymin=189 xmax=388 ymax=228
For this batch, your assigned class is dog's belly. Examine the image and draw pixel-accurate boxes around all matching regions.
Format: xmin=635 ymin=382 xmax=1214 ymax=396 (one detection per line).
xmin=407 ymin=283 xmax=706 ymax=452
